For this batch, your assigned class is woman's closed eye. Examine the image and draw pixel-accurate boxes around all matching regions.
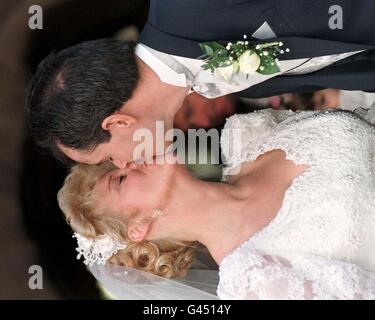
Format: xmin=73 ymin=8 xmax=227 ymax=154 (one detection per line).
xmin=118 ymin=175 xmax=126 ymax=185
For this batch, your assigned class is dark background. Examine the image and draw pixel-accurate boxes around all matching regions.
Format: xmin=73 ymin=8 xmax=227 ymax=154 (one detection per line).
xmin=0 ymin=0 xmax=150 ymax=299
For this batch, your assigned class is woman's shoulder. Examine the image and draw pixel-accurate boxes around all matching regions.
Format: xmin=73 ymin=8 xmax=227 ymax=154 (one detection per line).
xmin=220 ymin=109 xmax=303 ymax=174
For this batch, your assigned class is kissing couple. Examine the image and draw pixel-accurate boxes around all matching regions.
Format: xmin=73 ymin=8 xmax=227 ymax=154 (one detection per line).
xmin=26 ymin=1 xmax=375 ymax=299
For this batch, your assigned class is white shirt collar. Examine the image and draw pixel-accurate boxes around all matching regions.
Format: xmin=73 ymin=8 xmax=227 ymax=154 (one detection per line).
xmin=135 ymin=43 xmax=361 ymax=100
xmin=135 ymin=43 xmax=194 ymax=88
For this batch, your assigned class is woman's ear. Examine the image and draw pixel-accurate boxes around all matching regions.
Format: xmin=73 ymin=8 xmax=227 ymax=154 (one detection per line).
xmin=101 ymin=113 xmax=137 ymax=131
xmin=127 ymin=223 xmax=151 ymax=242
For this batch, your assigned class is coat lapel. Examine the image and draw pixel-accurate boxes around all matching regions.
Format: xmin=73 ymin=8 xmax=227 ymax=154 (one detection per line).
xmin=141 ymin=23 xmax=375 ymax=61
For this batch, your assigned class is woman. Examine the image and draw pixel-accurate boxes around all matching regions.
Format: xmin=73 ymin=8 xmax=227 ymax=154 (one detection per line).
xmin=58 ymin=108 xmax=375 ymax=299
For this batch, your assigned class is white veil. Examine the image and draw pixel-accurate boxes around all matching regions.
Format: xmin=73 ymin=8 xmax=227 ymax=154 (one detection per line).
xmin=89 ymin=248 xmax=220 ymax=300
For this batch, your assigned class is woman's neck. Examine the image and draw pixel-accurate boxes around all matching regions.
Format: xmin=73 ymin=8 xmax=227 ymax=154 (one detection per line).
xmin=157 ymin=150 xmax=306 ymax=264
xmin=163 ymin=166 xmax=255 ymax=264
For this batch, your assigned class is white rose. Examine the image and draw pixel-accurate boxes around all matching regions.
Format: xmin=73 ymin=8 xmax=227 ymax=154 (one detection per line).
xmin=217 ymin=61 xmax=239 ymax=81
xmin=238 ymin=50 xmax=260 ymax=75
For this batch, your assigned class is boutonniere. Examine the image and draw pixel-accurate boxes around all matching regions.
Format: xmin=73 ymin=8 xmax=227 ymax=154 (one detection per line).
xmin=198 ymin=35 xmax=288 ymax=81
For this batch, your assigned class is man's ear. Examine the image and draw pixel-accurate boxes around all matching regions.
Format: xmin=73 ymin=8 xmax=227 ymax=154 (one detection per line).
xmin=127 ymin=223 xmax=151 ymax=242
xmin=101 ymin=114 xmax=137 ymax=131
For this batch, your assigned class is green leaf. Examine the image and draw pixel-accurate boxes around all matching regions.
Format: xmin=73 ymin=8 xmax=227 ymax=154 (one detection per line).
xmin=216 ymin=49 xmax=229 ymax=58
xmin=199 ymin=43 xmax=215 ymax=56
xmin=197 ymin=54 xmax=208 ymax=60
xmin=257 ymin=54 xmax=280 ymax=75
xmin=199 ymin=41 xmax=226 ymax=56
xmin=202 ymin=63 xmax=214 ymax=72
xmin=204 ymin=41 xmax=226 ymax=51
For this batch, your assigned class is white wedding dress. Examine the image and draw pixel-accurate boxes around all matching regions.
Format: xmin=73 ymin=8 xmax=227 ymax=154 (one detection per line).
xmin=218 ymin=108 xmax=375 ymax=300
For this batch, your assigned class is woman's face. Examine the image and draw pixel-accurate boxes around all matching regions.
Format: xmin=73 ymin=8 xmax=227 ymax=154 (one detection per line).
xmin=94 ymin=161 xmax=176 ymax=219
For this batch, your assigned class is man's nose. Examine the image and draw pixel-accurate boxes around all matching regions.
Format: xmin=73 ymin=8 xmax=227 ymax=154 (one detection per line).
xmin=111 ymin=159 xmax=127 ymax=169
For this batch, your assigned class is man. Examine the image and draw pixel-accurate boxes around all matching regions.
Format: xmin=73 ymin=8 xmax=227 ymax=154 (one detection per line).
xmin=26 ymin=0 xmax=375 ymax=168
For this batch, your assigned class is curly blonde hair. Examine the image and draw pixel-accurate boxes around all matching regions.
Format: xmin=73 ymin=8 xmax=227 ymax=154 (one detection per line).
xmin=57 ymin=163 xmax=196 ymax=278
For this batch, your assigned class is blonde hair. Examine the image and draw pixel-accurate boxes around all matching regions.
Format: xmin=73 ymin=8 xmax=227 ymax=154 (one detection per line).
xmin=57 ymin=163 xmax=196 ymax=278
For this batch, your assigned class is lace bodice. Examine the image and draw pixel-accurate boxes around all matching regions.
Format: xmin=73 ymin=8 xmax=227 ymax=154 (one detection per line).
xmin=218 ymin=109 xmax=375 ymax=299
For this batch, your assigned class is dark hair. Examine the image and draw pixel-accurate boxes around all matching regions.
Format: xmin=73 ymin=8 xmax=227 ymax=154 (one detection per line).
xmin=26 ymin=39 xmax=139 ymax=163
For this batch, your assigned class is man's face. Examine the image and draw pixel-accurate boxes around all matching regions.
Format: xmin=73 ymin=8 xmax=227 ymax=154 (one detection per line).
xmin=59 ymin=114 xmax=164 ymax=168
xmin=59 ymin=58 xmax=190 ymax=167
xmin=60 ymin=136 xmax=135 ymax=169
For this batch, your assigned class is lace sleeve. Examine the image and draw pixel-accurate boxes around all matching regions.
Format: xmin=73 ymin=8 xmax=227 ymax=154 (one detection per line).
xmin=352 ymin=103 xmax=375 ymax=126
xmin=221 ymin=109 xmax=296 ymax=172
xmin=218 ymin=248 xmax=375 ymax=300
